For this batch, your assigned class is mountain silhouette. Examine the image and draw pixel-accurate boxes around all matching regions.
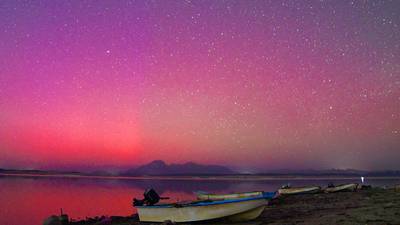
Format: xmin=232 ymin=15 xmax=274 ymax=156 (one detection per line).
xmin=122 ymin=160 xmax=234 ymax=176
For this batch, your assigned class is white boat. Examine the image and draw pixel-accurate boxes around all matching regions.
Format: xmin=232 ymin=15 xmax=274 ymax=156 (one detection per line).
xmin=278 ymin=186 xmax=321 ymax=195
xmin=135 ymin=193 xmax=273 ymax=222
xmin=324 ymin=183 xmax=358 ymax=193
xmin=196 ymin=191 xmax=266 ymax=200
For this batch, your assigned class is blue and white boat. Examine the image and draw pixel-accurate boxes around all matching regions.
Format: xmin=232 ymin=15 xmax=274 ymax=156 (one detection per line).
xmin=135 ymin=192 xmax=275 ymax=222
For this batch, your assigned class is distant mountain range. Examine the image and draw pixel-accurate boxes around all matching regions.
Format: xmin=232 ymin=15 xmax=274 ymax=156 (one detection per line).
xmin=253 ymin=168 xmax=400 ymax=177
xmin=1 ymin=162 xmax=400 ymax=177
xmin=0 ymin=168 xmax=81 ymax=176
xmin=121 ymin=160 xmax=234 ymax=176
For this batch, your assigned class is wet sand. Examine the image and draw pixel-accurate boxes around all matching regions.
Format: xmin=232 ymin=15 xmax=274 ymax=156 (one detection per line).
xmin=68 ymin=187 xmax=400 ymax=225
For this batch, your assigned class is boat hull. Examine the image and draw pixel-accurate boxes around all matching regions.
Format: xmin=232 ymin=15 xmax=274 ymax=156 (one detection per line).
xmin=325 ymin=183 xmax=358 ymax=193
xmin=137 ymin=197 xmax=268 ymax=222
xmin=278 ymin=186 xmax=321 ymax=195
xmin=225 ymin=205 xmax=266 ymax=222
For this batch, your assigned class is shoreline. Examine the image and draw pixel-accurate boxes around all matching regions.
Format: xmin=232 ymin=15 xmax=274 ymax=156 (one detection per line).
xmin=2 ymin=173 xmax=400 ymax=181
xmin=63 ymin=187 xmax=400 ymax=225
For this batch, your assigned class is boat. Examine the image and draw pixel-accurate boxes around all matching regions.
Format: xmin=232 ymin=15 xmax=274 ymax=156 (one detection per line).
xmin=134 ymin=191 xmax=274 ymax=222
xmin=196 ymin=191 xmax=267 ymax=200
xmin=278 ymin=186 xmax=321 ymax=195
xmin=324 ymin=183 xmax=358 ymax=193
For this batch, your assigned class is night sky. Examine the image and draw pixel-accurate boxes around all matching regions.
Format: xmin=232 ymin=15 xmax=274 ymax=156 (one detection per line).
xmin=0 ymin=0 xmax=399 ymax=171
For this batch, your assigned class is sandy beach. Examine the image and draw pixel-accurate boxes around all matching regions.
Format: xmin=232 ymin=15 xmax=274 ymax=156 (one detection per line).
xmin=262 ymin=187 xmax=400 ymax=225
xmin=66 ymin=187 xmax=400 ymax=225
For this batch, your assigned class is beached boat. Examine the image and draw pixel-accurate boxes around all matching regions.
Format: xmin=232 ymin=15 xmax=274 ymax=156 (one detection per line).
xmin=196 ymin=191 xmax=267 ymax=200
xmin=278 ymin=186 xmax=321 ymax=195
xmin=324 ymin=183 xmax=358 ymax=193
xmin=135 ymin=192 xmax=273 ymax=222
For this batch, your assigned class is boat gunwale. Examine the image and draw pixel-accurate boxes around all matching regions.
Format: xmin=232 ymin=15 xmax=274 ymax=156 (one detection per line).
xmin=325 ymin=183 xmax=358 ymax=191
xmin=327 ymin=183 xmax=358 ymax=187
xmin=136 ymin=192 xmax=275 ymax=208
xmin=196 ymin=190 xmax=264 ymax=196
xmin=279 ymin=186 xmax=321 ymax=190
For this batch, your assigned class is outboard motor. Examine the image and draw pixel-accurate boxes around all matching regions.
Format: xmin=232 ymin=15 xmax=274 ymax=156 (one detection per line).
xmin=133 ymin=188 xmax=168 ymax=206
xmin=143 ymin=188 xmax=161 ymax=205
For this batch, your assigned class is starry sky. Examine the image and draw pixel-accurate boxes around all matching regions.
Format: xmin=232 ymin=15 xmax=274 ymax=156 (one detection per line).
xmin=0 ymin=0 xmax=399 ymax=171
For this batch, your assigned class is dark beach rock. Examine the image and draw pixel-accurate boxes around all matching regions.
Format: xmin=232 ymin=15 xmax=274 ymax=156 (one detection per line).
xmin=43 ymin=216 xmax=62 ymax=225
xmin=60 ymin=214 xmax=69 ymax=225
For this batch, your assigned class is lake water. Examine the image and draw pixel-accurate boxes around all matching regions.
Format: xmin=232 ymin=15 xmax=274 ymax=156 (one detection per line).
xmin=0 ymin=175 xmax=398 ymax=225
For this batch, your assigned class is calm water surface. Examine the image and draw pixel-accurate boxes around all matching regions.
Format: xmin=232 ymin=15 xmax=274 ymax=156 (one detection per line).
xmin=0 ymin=175 xmax=398 ymax=225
